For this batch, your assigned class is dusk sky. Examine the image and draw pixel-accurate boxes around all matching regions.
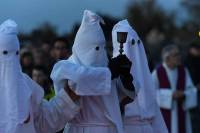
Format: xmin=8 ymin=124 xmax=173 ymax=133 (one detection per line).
xmin=0 ymin=0 xmax=183 ymax=34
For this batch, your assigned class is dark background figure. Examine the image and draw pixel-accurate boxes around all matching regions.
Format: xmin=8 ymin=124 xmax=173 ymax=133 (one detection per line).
xmin=33 ymin=49 xmax=46 ymax=66
xmin=186 ymin=42 xmax=200 ymax=87
xmin=53 ymin=37 xmax=71 ymax=61
xmin=32 ymin=65 xmax=51 ymax=95
xmin=186 ymin=41 xmax=200 ymax=133
xmin=20 ymin=51 xmax=34 ymax=77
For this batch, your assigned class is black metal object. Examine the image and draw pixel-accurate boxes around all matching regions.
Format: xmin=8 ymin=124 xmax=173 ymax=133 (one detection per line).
xmin=117 ymin=32 xmax=128 ymax=55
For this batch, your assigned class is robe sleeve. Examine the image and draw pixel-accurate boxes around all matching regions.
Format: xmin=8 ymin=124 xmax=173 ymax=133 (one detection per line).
xmin=151 ymin=104 xmax=169 ymax=133
xmin=24 ymin=74 xmax=80 ymax=133
xmin=152 ymin=70 xmax=173 ymax=109
xmin=50 ymin=60 xmax=112 ymax=96
xmin=183 ymin=68 xmax=197 ymax=110
xmin=33 ymin=89 xmax=80 ymax=133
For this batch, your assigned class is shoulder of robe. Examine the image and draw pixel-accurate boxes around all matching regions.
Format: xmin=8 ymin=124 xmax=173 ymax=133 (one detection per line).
xmin=53 ymin=59 xmax=75 ymax=69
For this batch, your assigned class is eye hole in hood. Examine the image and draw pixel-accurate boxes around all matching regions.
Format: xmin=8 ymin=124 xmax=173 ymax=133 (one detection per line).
xmin=3 ymin=50 xmax=8 ymax=55
xmin=95 ymin=46 xmax=100 ymax=51
xmin=132 ymin=39 xmax=135 ymax=45
xmin=137 ymin=40 xmax=141 ymax=45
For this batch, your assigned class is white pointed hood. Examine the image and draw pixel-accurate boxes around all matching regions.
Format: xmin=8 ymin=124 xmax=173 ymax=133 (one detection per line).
xmin=69 ymin=11 xmax=124 ymax=133
xmin=0 ymin=20 xmax=32 ymax=132
xmin=72 ymin=10 xmax=108 ymax=67
xmin=0 ymin=19 xmax=19 ymax=53
xmin=112 ymin=20 xmax=157 ymax=118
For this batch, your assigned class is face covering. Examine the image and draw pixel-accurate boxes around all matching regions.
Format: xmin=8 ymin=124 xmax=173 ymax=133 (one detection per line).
xmin=112 ymin=20 xmax=157 ymax=116
xmin=72 ymin=10 xmax=108 ymax=67
xmin=0 ymin=20 xmax=32 ymax=132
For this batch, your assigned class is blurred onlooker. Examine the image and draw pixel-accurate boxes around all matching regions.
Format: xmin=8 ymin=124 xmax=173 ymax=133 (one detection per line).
xmin=33 ymin=49 xmax=45 ymax=66
xmin=186 ymin=42 xmax=200 ymax=89
xmin=53 ymin=37 xmax=71 ymax=61
xmin=41 ymin=42 xmax=51 ymax=54
xmin=32 ymin=49 xmax=52 ymax=73
xmin=32 ymin=66 xmax=49 ymax=90
xmin=186 ymin=42 xmax=200 ymax=133
xmin=32 ymin=65 xmax=54 ymax=100
xmin=20 ymin=51 xmax=34 ymax=76
xmin=152 ymin=44 xmax=197 ymax=133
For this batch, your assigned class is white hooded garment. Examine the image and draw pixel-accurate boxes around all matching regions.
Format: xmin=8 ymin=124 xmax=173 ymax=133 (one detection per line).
xmin=51 ymin=10 xmax=123 ymax=133
xmin=72 ymin=10 xmax=108 ymax=67
xmin=0 ymin=20 xmax=80 ymax=133
xmin=112 ymin=20 xmax=168 ymax=133
xmin=0 ymin=20 xmax=32 ymax=132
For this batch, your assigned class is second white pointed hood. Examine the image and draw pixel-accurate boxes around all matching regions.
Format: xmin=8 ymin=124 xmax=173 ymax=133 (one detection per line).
xmin=112 ymin=20 xmax=157 ymax=118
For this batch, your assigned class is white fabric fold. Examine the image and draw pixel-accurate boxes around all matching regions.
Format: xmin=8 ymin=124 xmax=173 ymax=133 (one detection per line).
xmin=184 ymin=88 xmax=197 ymax=110
xmin=157 ymin=89 xmax=173 ymax=109
xmin=51 ymin=58 xmax=111 ymax=96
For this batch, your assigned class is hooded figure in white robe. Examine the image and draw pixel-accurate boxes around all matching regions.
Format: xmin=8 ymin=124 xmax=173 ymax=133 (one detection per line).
xmin=51 ymin=10 xmax=125 ymax=133
xmin=0 ymin=19 xmax=80 ymax=133
xmin=152 ymin=45 xmax=197 ymax=133
xmin=112 ymin=20 xmax=168 ymax=133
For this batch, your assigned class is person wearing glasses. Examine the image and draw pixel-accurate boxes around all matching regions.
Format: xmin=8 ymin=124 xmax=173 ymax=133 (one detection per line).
xmin=152 ymin=44 xmax=197 ymax=133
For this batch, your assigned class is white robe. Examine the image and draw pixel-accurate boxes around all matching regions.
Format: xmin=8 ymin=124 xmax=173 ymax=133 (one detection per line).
xmin=152 ymin=63 xmax=197 ymax=133
xmin=121 ymin=76 xmax=167 ymax=133
xmin=115 ymin=74 xmax=167 ymax=133
xmin=0 ymin=19 xmax=79 ymax=133
xmin=111 ymin=19 xmax=168 ymax=133
xmin=12 ymin=74 xmax=80 ymax=133
xmin=51 ymin=56 xmax=123 ymax=133
xmin=123 ymin=94 xmax=167 ymax=133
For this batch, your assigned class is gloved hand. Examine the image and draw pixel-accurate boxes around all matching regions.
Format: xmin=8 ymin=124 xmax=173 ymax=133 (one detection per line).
xmin=120 ymin=73 xmax=135 ymax=92
xmin=115 ymin=55 xmax=135 ymax=91
xmin=108 ymin=57 xmax=120 ymax=79
xmin=117 ymin=55 xmax=132 ymax=76
xmin=120 ymin=96 xmax=134 ymax=115
xmin=108 ymin=54 xmax=132 ymax=79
